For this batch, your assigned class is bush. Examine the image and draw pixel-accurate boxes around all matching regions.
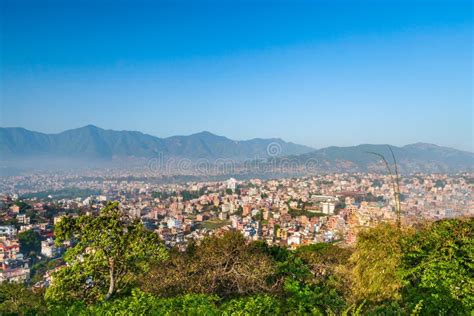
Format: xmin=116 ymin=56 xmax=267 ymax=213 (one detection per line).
xmin=400 ymin=218 xmax=474 ymax=315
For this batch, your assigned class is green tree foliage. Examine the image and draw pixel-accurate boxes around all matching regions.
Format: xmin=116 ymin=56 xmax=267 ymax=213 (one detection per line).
xmin=2 ymin=216 xmax=471 ymax=315
xmin=400 ymin=218 xmax=473 ymax=315
xmin=434 ymin=179 xmax=446 ymax=189
xmin=349 ymin=218 xmax=474 ymax=315
xmin=263 ymin=244 xmax=310 ymax=285
xmin=0 ymin=282 xmax=46 ymax=315
xmin=21 ymin=188 xmax=100 ymax=200
xmin=253 ymin=210 xmax=264 ymax=221
xmin=181 ymin=190 xmax=202 ymax=201
xmin=221 ymin=294 xmax=281 ymax=315
xmin=263 ymin=243 xmax=348 ymax=314
xmin=53 ymin=289 xmax=282 ymax=316
xmin=288 ymin=209 xmax=327 ymax=219
xmin=151 ymin=191 xmax=175 ymax=200
xmin=30 ymin=258 xmax=63 ymax=284
xmin=18 ymin=229 xmax=41 ymax=256
xmin=45 ymin=202 xmax=167 ymax=303
xmin=53 ymin=290 xmax=220 ymax=315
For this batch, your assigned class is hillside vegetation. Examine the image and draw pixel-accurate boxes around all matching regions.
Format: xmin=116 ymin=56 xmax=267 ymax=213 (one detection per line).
xmin=0 ymin=203 xmax=472 ymax=315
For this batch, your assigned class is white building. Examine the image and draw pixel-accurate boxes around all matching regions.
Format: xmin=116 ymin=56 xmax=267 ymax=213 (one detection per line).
xmin=288 ymin=232 xmax=302 ymax=246
xmin=82 ymin=197 xmax=92 ymax=206
xmin=167 ymin=218 xmax=182 ymax=229
xmin=41 ymin=238 xmax=61 ymax=258
xmin=321 ymin=202 xmax=335 ymax=215
xmin=226 ymin=178 xmax=237 ymax=192
xmin=16 ymin=214 xmax=30 ymax=225
xmin=219 ymin=212 xmax=228 ymax=221
xmin=97 ymin=195 xmax=108 ymax=202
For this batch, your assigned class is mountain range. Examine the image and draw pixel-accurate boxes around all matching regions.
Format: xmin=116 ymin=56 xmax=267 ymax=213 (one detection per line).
xmin=0 ymin=125 xmax=472 ymax=174
xmin=279 ymin=143 xmax=473 ymax=173
xmin=0 ymin=125 xmax=313 ymax=160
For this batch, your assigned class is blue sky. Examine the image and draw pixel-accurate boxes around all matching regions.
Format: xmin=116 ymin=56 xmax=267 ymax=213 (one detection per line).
xmin=1 ymin=0 xmax=472 ymax=151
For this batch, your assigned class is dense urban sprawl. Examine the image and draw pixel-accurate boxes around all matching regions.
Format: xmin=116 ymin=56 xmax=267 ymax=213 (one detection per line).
xmin=0 ymin=172 xmax=472 ymax=285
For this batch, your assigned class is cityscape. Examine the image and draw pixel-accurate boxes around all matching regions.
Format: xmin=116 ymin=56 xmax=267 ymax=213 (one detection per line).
xmin=0 ymin=0 xmax=472 ymax=315
xmin=1 ymin=171 xmax=472 ymax=284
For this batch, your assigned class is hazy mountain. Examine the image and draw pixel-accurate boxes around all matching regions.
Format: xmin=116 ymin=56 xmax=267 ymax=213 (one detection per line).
xmin=0 ymin=125 xmax=313 ymax=161
xmin=1 ymin=126 xmax=472 ymax=174
xmin=281 ymin=143 xmax=474 ymax=173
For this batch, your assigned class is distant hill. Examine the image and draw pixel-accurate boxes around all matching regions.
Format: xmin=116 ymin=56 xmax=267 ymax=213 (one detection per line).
xmin=0 ymin=125 xmax=313 ymax=161
xmin=1 ymin=126 xmax=472 ymax=174
xmin=281 ymin=143 xmax=474 ymax=173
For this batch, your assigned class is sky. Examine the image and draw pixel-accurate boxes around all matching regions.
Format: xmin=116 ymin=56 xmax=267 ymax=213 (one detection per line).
xmin=1 ymin=0 xmax=473 ymax=151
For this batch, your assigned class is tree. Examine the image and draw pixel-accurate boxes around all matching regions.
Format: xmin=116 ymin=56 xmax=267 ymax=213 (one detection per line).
xmin=221 ymin=294 xmax=281 ymax=315
xmin=295 ymin=243 xmax=352 ymax=283
xmin=18 ymin=229 xmax=41 ymax=256
xmin=56 ymin=290 xmax=283 ymax=315
xmin=142 ymin=231 xmax=278 ymax=297
xmin=45 ymin=202 xmax=168 ymax=303
xmin=0 ymin=282 xmax=46 ymax=315
xmin=400 ymin=218 xmax=473 ymax=314
xmin=57 ymin=290 xmax=220 ymax=315
xmin=263 ymin=244 xmax=349 ymax=314
xmin=349 ymin=223 xmax=402 ymax=303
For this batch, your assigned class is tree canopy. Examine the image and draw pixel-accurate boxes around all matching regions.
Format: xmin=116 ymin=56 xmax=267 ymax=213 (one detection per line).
xmin=18 ymin=229 xmax=41 ymax=256
xmin=142 ymin=231 xmax=278 ymax=297
xmin=45 ymin=202 xmax=168 ymax=303
xmin=1 ymin=207 xmax=471 ymax=315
